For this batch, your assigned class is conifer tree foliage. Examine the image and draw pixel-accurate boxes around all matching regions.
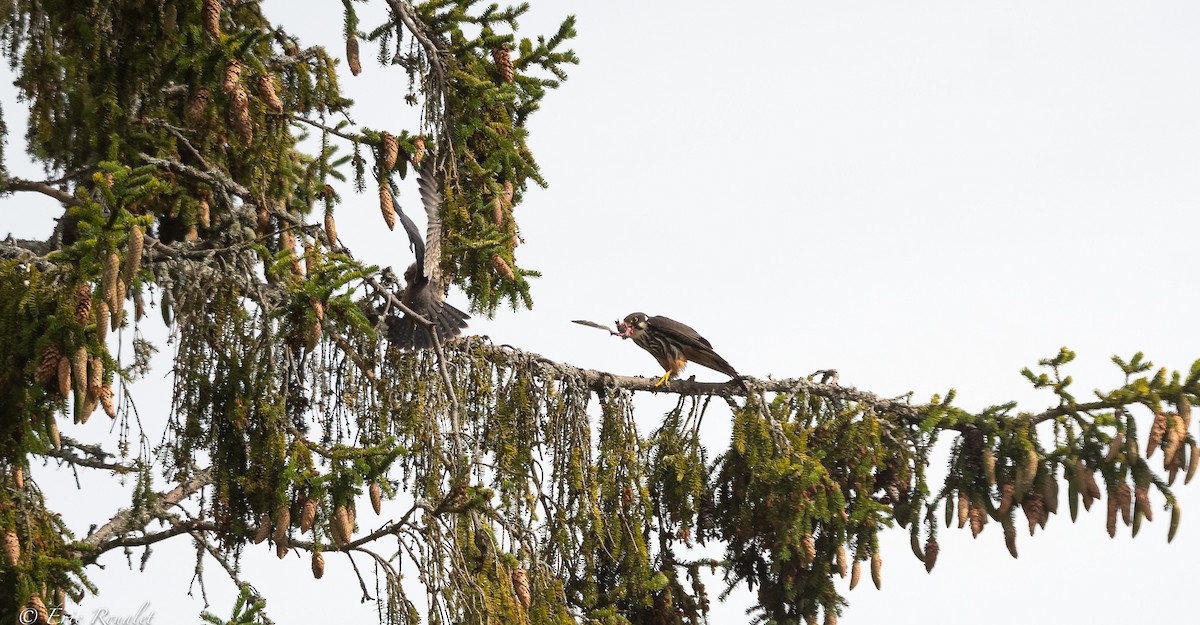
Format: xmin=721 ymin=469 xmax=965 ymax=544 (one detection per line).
xmin=0 ymin=2 xmax=1196 ymax=625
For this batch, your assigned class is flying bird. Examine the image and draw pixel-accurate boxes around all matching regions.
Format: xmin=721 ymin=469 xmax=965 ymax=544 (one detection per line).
xmin=615 ymin=312 xmax=738 ymax=386
xmin=383 ymin=155 xmax=469 ymax=349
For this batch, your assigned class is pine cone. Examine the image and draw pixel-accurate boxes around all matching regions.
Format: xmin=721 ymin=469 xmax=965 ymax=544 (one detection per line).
xmin=1107 ymin=433 xmax=1125 ymax=462
xmin=100 ymin=384 xmax=116 ymax=419
xmin=29 ymin=593 xmax=50 ymax=625
xmin=968 ymin=503 xmax=986 ymax=537
xmin=382 ymin=132 xmax=398 ymax=170
xmin=71 ymin=346 xmax=88 ymax=405
xmin=188 ymin=87 xmax=210 ymax=124
xmin=801 ymin=533 xmax=815 ymax=565
xmin=95 ymin=300 xmax=109 ymax=344
xmin=346 ymin=34 xmax=361 ymax=76
xmin=324 ymin=211 xmax=338 ymax=247
xmin=492 ymin=255 xmax=515 ymax=280
xmin=272 ymin=504 xmax=291 ymax=545
xmin=956 ymin=491 xmax=969 ymax=528
xmin=849 ymin=559 xmax=861 ymax=590
xmin=311 ymin=551 xmax=325 ymax=579
xmin=300 ymin=498 xmax=316 ymax=534
xmin=125 ymin=225 xmax=144 ymax=289
xmin=998 ymin=482 xmax=1015 ymax=516
xmin=492 ymin=47 xmax=514 ymax=83
xmin=257 ymin=74 xmax=283 ymax=113
xmin=1134 ymin=484 xmax=1152 ymax=522
xmin=198 ymin=194 xmax=211 ymax=229
xmin=1187 ymin=441 xmax=1199 ymax=485
xmin=836 ymin=545 xmax=847 ymax=577
xmin=36 ymin=345 xmax=61 ymax=384
xmin=57 ymin=355 xmax=72 ymax=399
xmin=304 ymin=319 xmax=320 ymax=351
xmin=253 ymin=512 xmax=271 ymax=544
xmin=13 ymin=467 xmax=23 ymax=490
xmin=378 ymin=184 xmax=396 ymax=230
xmin=1148 ymin=412 xmax=1168 ymax=457
xmin=223 ymin=59 xmax=242 ymax=94
xmin=1116 ymin=482 xmax=1132 ymax=526
xmin=493 ymin=196 xmax=504 ymax=226
xmin=87 ymin=354 xmax=103 ymax=405
xmin=1016 ymin=450 xmax=1038 ymax=498
xmin=231 ymin=87 xmax=253 ymax=142
xmin=1042 ymin=472 xmax=1059 ymax=515
xmin=512 ymin=567 xmax=531 ymax=608
xmin=923 ymin=538 xmax=939 ymax=573
xmin=502 ymin=180 xmax=514 ymax=206
xmin=102 ymin=251 xmax=120 ymax=310
xmin=411 ymin=135 xmax=426 ymax=165
xmin=1106 ymin=488 xmax=1118 ymax=537
xmin=1163 ymin=414 xmax=1186 ymax=470
xmin=1022 ymin=496 xmax=1045 ymax=535
xmin=2 ymin=529 xmax=19 ymax=566
xmin=256 ymin=203 xmax=270 ymax=236
xmin=1169 ymin=502 xmax=1181 ymax=543
xmin=276 ymin=541 xmax=288 ymax=559
xmin=870 ymin=552 xmax=882 ymax=590
xmin=202 ymin=0 xmax=221 ymax=38
xmin=823 ymin=611 xmax=837 ymax=625
xmin=74 ymin=283 xmax=93 ymax=325
xmin=370 ymin=482 xmax=382 ymax=515
xmin=332 ymin=504 xmax=352 ymax=546
xmin=111 ymin=280 xmax=124 ymax=330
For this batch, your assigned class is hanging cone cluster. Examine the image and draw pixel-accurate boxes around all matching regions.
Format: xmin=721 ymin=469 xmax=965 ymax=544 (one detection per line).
xmin=411 ymin=136 xmax=426 ymax=165
xmin=188 ymin=87 xmax=210 ymax=125
xmin=512 ymin=567 xmax=531 ymax=608
xmin=74 ymin=283 xmax=92 ymax=324
xmin=231 ymin=87 xmax=253 ymax=142
xmin=491 ymin=255 xmax=515 ymax=280
xmin=223 ymin=59 xmax=242 ymax=94
xmin=379 ymin=184 xmax=396 ymax=230
xmin=2 ymin=529 xmax=18 ymax=566
xmin=382 ymin=132 xmax=398 ymax=170
xmin=492 ymin=47 xmax=514 ymax=83
xmin=35 ymin=345 xmax=61 ymax=384
xmin=257 ymin=74 xmax=283 ymax=113
xmin=311 ymin=551 xmax=324 ymax=579
xmin=202 ymin=0 xmax=221 ymax=38
xmin=346 ymin=34 xmax=361 ymax=76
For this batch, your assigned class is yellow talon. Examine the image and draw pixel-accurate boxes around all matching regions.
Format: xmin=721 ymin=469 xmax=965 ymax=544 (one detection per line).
xmin=654 ymin=371 xmax=671 ymax=387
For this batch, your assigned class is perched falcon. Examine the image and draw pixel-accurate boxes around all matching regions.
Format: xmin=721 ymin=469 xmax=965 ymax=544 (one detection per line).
xmin=383 ymin=154 xmax=469 ymax=349
xmin=616 ymin=312 xmax=738 ymax=386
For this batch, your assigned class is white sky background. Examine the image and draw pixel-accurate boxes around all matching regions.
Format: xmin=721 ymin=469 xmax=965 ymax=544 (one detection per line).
xmin=5 ymin=1 xmax=1200 ymax=623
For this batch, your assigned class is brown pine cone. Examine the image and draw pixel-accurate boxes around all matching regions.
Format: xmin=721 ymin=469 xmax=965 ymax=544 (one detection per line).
xmin=998 ymin=483 xmax=1015 ymax=516
xmin=870 ymin=552 xmax=882 ymax=590
xmin=1187 ymin=441 xmax=1199 ymax=485
xmin=13 ymin=467 xmax=22 ymax=490
xmin=332 ymin=504 xmax=352 ymax=546
xmin=492 ymin=255 xmax=515 ymax=280
xmin=502 ymin=180 xmax=514 ymax=206
xmin=74 ymin=283 xmax=93 ymax=324
xmin=1163 ymin=414 xmax=1186 ymax=471
xmin=836 ymin=545 xmax=847 ymax=577
xmin=257 ymin=74 xmax=283 ymax=113
xmin=378 ymin=184 xmax=396 ymax=230
xmin=272 ymin=505 xmax=290 ymax=544
xmin=253 ymin=512 xmax=271 ymax=544
xmin=923 ymin=538 xmax=938 ymax=573
xmin=198 ymin=194 xmax=211 ymax=229
xmin=311 ymin=551 xmax=325 ymax=579
xmin=87 ymin=354 xmax=103 ymax=404
xmin=382 ymin=132 xmax=398 ymax=170
xmin=102 ymin=251 xmax=120 ymax=310
xmin=324 ymin=211 xmax=338 ymax=247
xmin=202 ymin=0 xmax=221 ymax=38
xmin=300 ymin=498 xmax=316 ymax=534
xmin=493 ymin=196 xmax=504 ymax=226
xmin=1022 ymin=496 xmax=1045 ymax=535
xmin=1106 ymin=488 xmax=1118 ymax=537
xmin=223 ymin=59 xmax=242 ymax=94
xmin=492 ymin=47 xmax=514 ymax=83
xmin=1148 ymin=412 xmax=1168 ymax=457
xmin=849 ymin=559 xmax=861 ymax=590
xmin=801 ymin=533 xmax=815 ymax=565
xmin=100 ymin=384 xmax=116 ymax=419
xmin=71 ymin=347 xmax=88 ymax=407
xmin=188 ymin=87 xmax=210 ymax=124
xmin=411 ymin=135 xmax=426 ymax=165
xmin=95 ymin=300 xmax=109 ymax=344
xmin=1134 ymin=484 xmax=1152 ymax=522
xmin=968 ymin=503 xmax=986 ymax=537
xmin=231 ymin=87 xmax=253 ymax=142
xmin=370 ymin=482 xmax=382 ymax=515
xmin=346 ymin=34 xmax=361 ymax=76
xmin=2 ymin=529 xmax=19 ymax=566
xmin=57 ymin=355 xmax=71 ymax=399
xmin=125 ymin=225 xmax=144 ymax=281
xmin=1116 ymin=482 xmax=1132 ymax=526
xmin=512 ymin=567 xmax=531 ymax=608
xmin=36 ymin=345 xmax=61 ymax=384
xmin=982 ymin=449 xmax=996 ymax=486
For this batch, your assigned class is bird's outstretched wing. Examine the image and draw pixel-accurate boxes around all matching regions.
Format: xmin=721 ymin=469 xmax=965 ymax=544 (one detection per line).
xmin=647 ymin=315 xmax=738 ymax=378
xmin=387 ymin=178 xmax=426 ymax=273
xmin=416 ymin=155 xmax=442 ymax=286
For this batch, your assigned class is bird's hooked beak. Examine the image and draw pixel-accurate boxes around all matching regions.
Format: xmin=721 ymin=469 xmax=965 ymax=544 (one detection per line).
xmin=615 ymin=320 xmax=632 ymax=339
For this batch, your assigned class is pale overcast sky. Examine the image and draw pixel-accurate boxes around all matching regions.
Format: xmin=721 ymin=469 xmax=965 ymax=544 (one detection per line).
xmin=6 ymin=2 xmax=1199 ymax=623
